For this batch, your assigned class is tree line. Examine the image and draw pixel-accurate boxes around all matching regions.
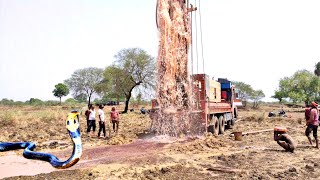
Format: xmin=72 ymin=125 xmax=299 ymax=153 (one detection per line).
xmin=56 ymin=48 xmax=155 ymax=113
xmin=4 ymin=47 xmax=318 ymax=110
xmin=272 ymin=62 xmax=320 ymax=106
xmin=232 ymin=81 xmax=265 ymax=108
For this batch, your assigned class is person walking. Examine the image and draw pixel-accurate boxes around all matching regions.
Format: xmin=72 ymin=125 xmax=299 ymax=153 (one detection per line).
xmin=110 ymin=106 xmax=120 ymax=134
xmin=305 ymin=101 xmax=319 ymax=149
xmin=87 ymin=105 xmax=96 ymax=137
xmin=97 ymin=104 xmax=110 ymax=139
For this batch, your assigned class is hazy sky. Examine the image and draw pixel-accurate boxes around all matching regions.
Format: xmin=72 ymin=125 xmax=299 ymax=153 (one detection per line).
xmin=1 ymin=0 xmax=319 ymax=102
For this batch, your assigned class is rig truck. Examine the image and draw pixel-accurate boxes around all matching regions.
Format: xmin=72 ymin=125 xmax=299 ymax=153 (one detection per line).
xmin=192 ymin=74 xmax=241 ymax=135
xmin=151 ymin=73 xmax=242 ymax=135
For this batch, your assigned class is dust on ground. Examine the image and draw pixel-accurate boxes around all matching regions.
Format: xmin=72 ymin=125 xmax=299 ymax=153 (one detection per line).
xmin=1 ymin=105 xmax=320 ymax=179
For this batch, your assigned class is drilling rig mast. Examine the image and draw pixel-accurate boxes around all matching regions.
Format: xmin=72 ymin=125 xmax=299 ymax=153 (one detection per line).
xmin=153 ymin=0 xmax=198 ymax=135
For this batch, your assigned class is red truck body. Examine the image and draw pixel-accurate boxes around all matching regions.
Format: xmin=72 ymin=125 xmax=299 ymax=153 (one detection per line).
xmin=151 ymin=74 xmax=241 ymax=135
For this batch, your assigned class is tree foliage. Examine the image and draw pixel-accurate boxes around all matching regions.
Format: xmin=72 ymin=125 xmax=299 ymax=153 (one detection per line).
xmin=65 ymin=98 xmax=78 ymax=104
xmin=274 ymin=70 xmax=320 ymax=105
xmin=271 ymin=90 xmax=286 ymax=103
xmin=73 ymin=93 xmax=87 ymax=103
xmin=28 ymin=98 xmax=43 ymax=105
xmin=52 ymin=83 xmax=69 ymax=104
xmin=64 ymin=67 xmax=104 ymax=106
xmin=314 ymin=62 xmax=320 ymax=77
xmin=95 ymin=66 xmax=125 ymax=102
xmin=101 ymin=48 xmax=155 ymax=113
xmin=233 ymin=81 xmax=265 ymax=108
xmin=232 ymin=81 xmax=253 ymax=107
xmin=0 ymin=98 xmax=16 ymax=105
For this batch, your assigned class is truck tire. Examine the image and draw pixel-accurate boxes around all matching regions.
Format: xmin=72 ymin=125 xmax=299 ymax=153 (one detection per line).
xmin=231 ymin=118 xmax=235 ymax=126
xmin=219 ymin=115 xmax=225 ymax=134
xmin=207 ymin=125 xmax=214 ymax=133
xmin=226 ymin=120 xmax=232 ymax=129
xmin=207 ymin=115 xmax=216 ymax=134
xmin=207 ymin=115 xmax=214 ymax=134
xmin=213 ymin=116 xmax=219 ymax=135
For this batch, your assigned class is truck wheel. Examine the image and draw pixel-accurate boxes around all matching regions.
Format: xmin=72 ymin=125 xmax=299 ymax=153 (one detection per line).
xmin=213 ymin=116 xmax=219 ymax=135
xmin=226 ymin=120 xmax=232 ymax=129
xmin=231 ymin=118 xmax=235 ymax=126
xmin=219 ymin=115 xmax=225 ymax=134
xmin=207 ymin=125 xmax=214 ymax=133
xmin=207 ymin=115 xmax=214 ymax=134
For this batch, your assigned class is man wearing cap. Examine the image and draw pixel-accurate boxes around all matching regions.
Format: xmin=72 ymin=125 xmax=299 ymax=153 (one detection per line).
xmin=305 ymin=101 xmax=319 ymax=149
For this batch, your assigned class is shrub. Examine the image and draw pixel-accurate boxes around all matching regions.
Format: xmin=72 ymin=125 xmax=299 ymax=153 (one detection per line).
xmin=65 ymin=98 xmax=78 ymax=104
xmin=257 ymin=112 xmax=265 ymax=123
xmin=0 ymin=112 xmax=16 ymax=126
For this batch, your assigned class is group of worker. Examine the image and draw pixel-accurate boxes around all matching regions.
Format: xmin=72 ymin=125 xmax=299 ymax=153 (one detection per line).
xmin=85 ymin=104 xmax=120 ymax=139
xmin=84 ymin=105 xmax=147 ymax=139
xmin=274 ymin=101 xmax=319 ymax=152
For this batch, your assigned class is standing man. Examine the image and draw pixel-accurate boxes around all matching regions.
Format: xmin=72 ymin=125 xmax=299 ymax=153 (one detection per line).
xmin=87 ymin=105 xmax=96 ymax=137
xmin=97 ymin=104 xmax=110 ymax=139
xmin=305 ymin=101 xmax=319 ymax=149
xmin=110 ymin=107 xmax=120 ymax=134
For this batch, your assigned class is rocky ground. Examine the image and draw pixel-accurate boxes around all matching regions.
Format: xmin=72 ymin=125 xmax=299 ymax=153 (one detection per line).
xmin=1 ymin=105 xmax=320 ymax=180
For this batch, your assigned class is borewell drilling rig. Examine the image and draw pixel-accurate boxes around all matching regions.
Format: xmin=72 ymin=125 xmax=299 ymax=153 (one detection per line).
xmin=151 ymin=0 xmax=241 ymax=136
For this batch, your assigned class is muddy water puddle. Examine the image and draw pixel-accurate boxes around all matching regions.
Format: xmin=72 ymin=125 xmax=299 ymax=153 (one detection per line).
xmin=0 ymin=138 xmax=169 ymax=179
xmin=0 ymin=153 xmax=56 ymax=179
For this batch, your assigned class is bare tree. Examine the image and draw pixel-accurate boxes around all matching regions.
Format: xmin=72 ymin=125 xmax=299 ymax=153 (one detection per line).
xmin=102 ymin=48 xmax=155 ymax=113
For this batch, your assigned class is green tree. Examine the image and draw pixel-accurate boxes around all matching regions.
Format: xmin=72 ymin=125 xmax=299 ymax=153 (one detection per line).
xmin=52 ymin=83 xmax=69 ymax=104
xmin=96 ymin=66 xmax=126 ymax=103
xmin=28 ymin=98 xmax=43 ymax=105
xmin=0 ymin=98 xmax=14 ymax=105
xmin=65 ymin=98 xmax=78 ymax=104
xmin=74 ymin=93 xmax=87 ymax=103
xmin=232 ymin=81 xmax=254 ymax=107
xmin=276 ymin=70 xmax=320 ymax=105
xmin=64 ymin=67 xmax=104 ymax=106
xmin=271 ymin=90 xmax=286 ymax=103
xmin=102 ymin=48 xmax=155 ymax=113
xmin=314 ymin=62 xmax=320 ymax=77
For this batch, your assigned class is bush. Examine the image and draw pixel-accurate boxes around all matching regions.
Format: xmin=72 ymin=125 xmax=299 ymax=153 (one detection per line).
xmin=28 ymin=98 xmax=44 ymax=105
xmin=257 ymin=112 xmax=265 ymax=123
xmin=44 ymin=100 xmax=60 ymax=106
xmin=0 ymin=112 xmax=16 ymax=126
xmin=0 ymin=98 xmax=15 ymax=105
xmin=65 ymin=98 xmax=78 ymax=104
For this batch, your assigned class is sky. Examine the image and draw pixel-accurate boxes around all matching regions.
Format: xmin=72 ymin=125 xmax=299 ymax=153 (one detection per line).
xmin=0 ymin=0 xmax=319 ymax=102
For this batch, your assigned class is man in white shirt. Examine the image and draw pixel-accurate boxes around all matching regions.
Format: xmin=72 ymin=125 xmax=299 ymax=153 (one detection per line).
xmin=87 ymin=105 xmax=96 ymax=137
xmin=98 ymin=104 xmax=109 ymax=139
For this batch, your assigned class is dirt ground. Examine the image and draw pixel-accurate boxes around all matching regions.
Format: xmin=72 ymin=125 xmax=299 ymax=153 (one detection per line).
xmin=1 ymin=105 xmax=320 ymax=180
